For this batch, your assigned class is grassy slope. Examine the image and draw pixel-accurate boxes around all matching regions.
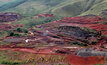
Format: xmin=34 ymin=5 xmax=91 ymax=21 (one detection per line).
xmin=0 ymin=0 xmax=27 ymax=11
xmin=0 ymin=0 xmax=107 ymax=28
xmin=51 ymin=0 xmax=82 ymax=17
xmin=80 ymin=0 xmax=107 ymax=16
xmin=0 ymin=0 xmax=106 ymax=17
xmin=52 ymin=0 xmax=107 ymax=17
xmin=0 ymin=0 xmax=65 ymax=17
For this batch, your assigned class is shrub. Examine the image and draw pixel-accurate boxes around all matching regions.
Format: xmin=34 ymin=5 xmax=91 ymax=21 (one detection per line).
xmin=16 ymin=28 xmax=22 ymax=32
xmin=57 ymin=34 xmax=65 ymax=37
xmin=101 ymin=21 xmax=107 ymax=25
xmin=91 ymin=41 xmax=97 ymax=45
xmin=70 ymin=41 xmax=88 ymax=46
xmin=94 ymin=64 xmax=103 ymax=65
xmin=70 ymin=41 xmax=79 ymax=45
xmin=13 ymin=34 xmax=21 ymax=36
xmin=72 ymin=41 xmax=79 ymax=44
xmin=9 ymin=32 xmax=14 ymax=36
xmin=83 ymin=40 xmax=89 ymax=43
xmin=52 ymin=36 xmax=59 ymax=38
xmin=1 ymin=61 xmax=21 ymax=65
xmin=23 ymin=29 xmax=28 ymax=33
xmin=6 ymin=30 xmax=14 ymax=36
xmin=57 ymin=64 xmax=63 ymax=65
xmin=78 ymin=43 xmax=88 ymax=46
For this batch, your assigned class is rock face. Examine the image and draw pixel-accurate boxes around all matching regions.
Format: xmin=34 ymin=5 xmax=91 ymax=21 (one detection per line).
xmin=3 ymin=37 xmax=24 ymax=43
xmin=0 ymin=12 xmax=20 ymax=22
xmin=58 ymin=26 xmax=95 ymax=39
xmin=102 ymin=9 xmax=107 ymax=15
xmin=76 ymin=48 xmax=107 ymax=57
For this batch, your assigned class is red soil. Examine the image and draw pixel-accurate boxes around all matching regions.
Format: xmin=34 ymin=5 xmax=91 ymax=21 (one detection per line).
xmin=67 ymin=55 xmax=104 ymax=65
xmin=36 ymin=13 xmax=54 ymax=17
xmin=54 ymin=16 xmax=107 ymax=35
xmin=0 ymin=46 xmax=55 ymax=54
xmin=0 ymin=15 xmax=106 ymax=64
xmin=0 ymin=24 xmax=15 ymax=30
xmin=0 ymin=46 xmax=105 ymax=65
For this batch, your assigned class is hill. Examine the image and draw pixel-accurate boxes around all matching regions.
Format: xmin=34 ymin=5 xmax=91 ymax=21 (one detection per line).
xmin=0 ymin=0 xmax=65 ymax=17
xmin=52 ymin=0 xmax=107 ymax=17
xmin=0 ymin=0 xmax=106 ymax=17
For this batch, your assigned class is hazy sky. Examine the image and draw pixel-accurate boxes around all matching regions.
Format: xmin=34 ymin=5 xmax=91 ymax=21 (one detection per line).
xmin=0 ymin=0 xmax=10 ymax=2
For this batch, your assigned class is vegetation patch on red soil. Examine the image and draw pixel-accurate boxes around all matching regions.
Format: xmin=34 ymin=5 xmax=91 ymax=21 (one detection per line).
xmin=33 ymin=13 xmax=54 ymax=19
xmin=0 ymin=15 xmax=106 ymax=65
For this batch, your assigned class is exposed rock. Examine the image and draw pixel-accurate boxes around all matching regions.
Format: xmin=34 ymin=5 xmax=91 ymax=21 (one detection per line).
xmin=76 ymin=48 xmax=107 ymax=57
xmin=102 ymin=9 xmax=107 ymax=15
xmin=58 ymin=26 xmax=95 ymax=39
xmin=54 ymin=48 xmax=71 ymax=54
xmin=0 ymin=12 xmax=21 ymax=22
xmin=3 ymin=37 xmax=24 ymax=43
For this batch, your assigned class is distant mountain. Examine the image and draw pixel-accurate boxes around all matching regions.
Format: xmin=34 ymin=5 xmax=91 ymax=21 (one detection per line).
xmin=0 ymin=0 xmax=107 ymax=17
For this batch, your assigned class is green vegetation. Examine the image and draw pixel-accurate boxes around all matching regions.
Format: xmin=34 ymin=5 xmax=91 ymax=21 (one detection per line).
xmin=6 ymin=30 xmax=20 ymax=36
xmin=70 ymin=41 xmax=88 ymax=46
xmin=16 ymin=28 xmax=22 ymax=32
xmin=0 ymin=0 xmax=106 ymax=28
xmin=52 ymin=0 xmax=107 ymax=17
xmin=0 ymin=50 xmax=67 ymax=65
xmin=23 ymin=29 xmax=28 ymax=33
xmin=1 ymin=61 xmax=21 ymax=65
xmin=0 ymin=50 xmax=22 ymax=65
xmin=94 ymin=64 xmax=103 ymax=65
xmin=83 ymin=27 xmax=98 ymax=34
xmin=0 ymin=0 xmax=27 ymax=12
xmin=0 ymin=0 xmax=106 ymax=17
xmin=77 ymin=39 xmax=89 ymax=44
xmin=57 ymin=34 xmax=66 ymax=37
xmin=81 ymin=0 xmax=107 ymax=16
xmin=0 ymin=0 xmax=65 ymax=17
xmin=0 ymin=31 xmax=8 ymax=39
xmin=91 ymin=41 xmax=97 ymax=45
xmin=101 ymin=21 xmax=107 ymax=24
xmin=57 ymin=64 xmax=63 ymax=65
xmin=14 ymin=16 xmax=61 ymax=28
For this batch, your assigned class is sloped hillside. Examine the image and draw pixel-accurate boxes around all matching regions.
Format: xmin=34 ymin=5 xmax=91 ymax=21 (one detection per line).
xmin=0 ymin=0 xmax=66 ymax=17
xmin=0 ymin=0 xmax=27 ymax=12
xmin=80 ymin=0 xmax=107 ymax=16
xmin=52 ymin=0 xmax=107 ymax=17
xmin=0 ymin=0 xmax=107 ymax=17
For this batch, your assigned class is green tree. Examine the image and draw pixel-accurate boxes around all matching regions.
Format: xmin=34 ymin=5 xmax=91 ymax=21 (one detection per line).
xmin=91 ymin=41 xmax=97 ymax=45
xmin=7 ymin=30 xmax=14 ymax=36
xmin=17 ymin=28 xmax=22 ymax=32
xmin=23 ymin=29 xmax=28 ymax=33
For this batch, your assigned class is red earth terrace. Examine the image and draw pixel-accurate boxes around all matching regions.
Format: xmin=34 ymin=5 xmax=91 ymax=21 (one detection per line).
xmin=0 ymin=15 xmax=107 ymax=65
xmin=0 ymin=0 xmax=107 ymax=65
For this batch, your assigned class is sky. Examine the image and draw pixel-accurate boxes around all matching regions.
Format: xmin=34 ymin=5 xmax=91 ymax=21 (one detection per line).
xmin=0 ymin=0 xmax=11 ymax=2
